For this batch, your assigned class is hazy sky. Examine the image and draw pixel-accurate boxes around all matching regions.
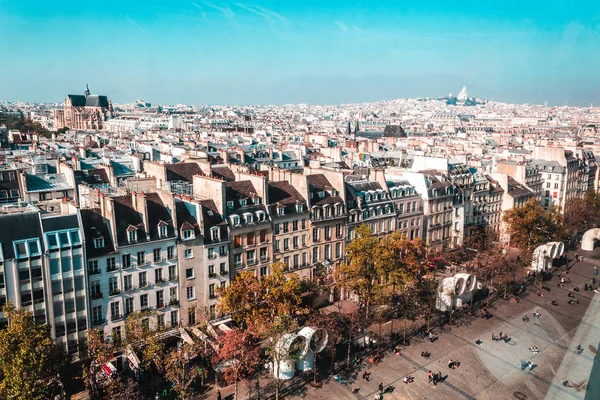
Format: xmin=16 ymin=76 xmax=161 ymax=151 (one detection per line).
xmin=1 ymin=0 xmax=599 ymax=106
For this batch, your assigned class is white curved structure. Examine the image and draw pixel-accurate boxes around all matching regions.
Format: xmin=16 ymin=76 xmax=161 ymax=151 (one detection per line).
xmin=273 ymin=333 xmax=308 ymax=380
xmin=581 ymin=228 xmax=600 ymax=251
xmin=436 ymin=273 xmax=477 ymax=311
xmin=531 ymin=242 xmax=565 ymax=271
xmin=295 ymin=327 xmax=328 ymax=371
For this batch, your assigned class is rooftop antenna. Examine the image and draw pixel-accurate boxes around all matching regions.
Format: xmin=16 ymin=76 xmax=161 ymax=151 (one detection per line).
xmin=84 ymin=83 xmax=90 ymax=97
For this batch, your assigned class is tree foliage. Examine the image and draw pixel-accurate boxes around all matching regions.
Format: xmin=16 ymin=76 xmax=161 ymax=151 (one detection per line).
xmin=0 ymin=304 xmax=67 ymax=400
xmin=123 ymin=310 xmax=166 ymax=371
xmin=564 ymin=190 xmax=600 ymax=238
xmin=335 ymin=224 xmax=382 ymax=317
xmin=503 ymin=199 xmax=567 ymax=250
xmin=219 ymin=262 xmax=304 ymax=334
xmin=162 ymin=343 xmax=200 ymax=399
xmin=214 ymin=329 xmax=261 ymax=400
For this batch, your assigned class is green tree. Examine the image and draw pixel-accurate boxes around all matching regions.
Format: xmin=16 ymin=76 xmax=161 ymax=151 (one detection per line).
xmin=0 ymin=304 xmax=67 ymax=400
xmin=503 ymin=199 xmax=568 ymax=250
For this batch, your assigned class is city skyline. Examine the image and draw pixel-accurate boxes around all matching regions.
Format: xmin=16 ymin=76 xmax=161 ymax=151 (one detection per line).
xmin=1 ymin=0 xmax=599 ymax=106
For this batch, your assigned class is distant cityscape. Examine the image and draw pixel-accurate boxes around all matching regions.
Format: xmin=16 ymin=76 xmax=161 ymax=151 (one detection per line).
xmin=1 ymin=85 xmax=599 ymax=398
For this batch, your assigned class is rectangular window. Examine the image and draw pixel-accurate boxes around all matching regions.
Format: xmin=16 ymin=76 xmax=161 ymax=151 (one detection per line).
xmin=128 ymin=231 xmax=137 ymax=243
xmin=122 ymin=254 xmax=131 ymax=268
xmin=274 ymin=240 xmax=280 ymax=252
xmin=335 ymin=242 xmax=341 ymax=258
xmin=186 ymin=268 xmax=194 ymax=279
xmin=109 ymin=277 xmax=119 ymax=295
xmin=220 ymin=263 xmax=226 ymax=274
xmin=156 ymin=290 xmax=164 ymax=308
xmin=167 ymin=246 xmax=175 ymax=259
xmin=47 ymin=233 xmax=58 ymax=248
xmin=139 ymin=272 xmax=147 ymax=287
xmin=110 ymin=302 xmax=120 ymax=320
xmin=140 ymin=294 xmax=148 ymax=309
xmin=169 ymin=265 xmax=177 ymax=281
xmin=208 ymin=265 xmax=215 ymax=276
xmin=188 ymin=307 xmax=196 ymax=325
xmin=153 ymin=249 xmax=161 ymax=262
xmin=187 ymin=286 xmax=195 ymax=300
xmin=293 ymin=220 xmax=298 ymax=231
xmin=260 ymin=247 xmax=267 ymax=261
xmin=247 ymin=232 xmax=254 ymax=246
xmin=124 ymin=275 xmax=133 ymax=291
xmin=184 ymin=249 xmax=193 ymax=259
xmin=92 ymin=306 xmax=102 ymax=324
xmin=293 ymin=236 xmax=299 ymax=248
xmin=260 ymin=266 xmax=268 ymax=277
xmin=88 ymin=260 xmax=100 ymax=275
xmin=125 ymin=298 xmax=134 ymax=315
xmin=234 ymin=235 xmax=242 ymax=248
xmin=155 ymin=268 xmax=163 ymax=283
xmin=209 ymin=284 xmax=215 ymax=298
xmin=107 ymin=257 xmax=116 ymax=272
xmin=171 ymin=310 xmax=178 ymax=327
xmin=137 ymin=252 xmax=145 ymax=265
xmin=283 ymin=238 xmax=289 ymax=250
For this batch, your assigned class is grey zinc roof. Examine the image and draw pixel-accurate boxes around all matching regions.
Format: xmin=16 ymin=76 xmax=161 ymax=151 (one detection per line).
xmin=68 ymin=94 xmax=109 ymax=108
xmin=0 ymin=211 xmax=43 ymax=259
xmin=41 ymin=214 xmax=79 ymax=232
xmin=25 ymin=173 xmax=74 ymax=192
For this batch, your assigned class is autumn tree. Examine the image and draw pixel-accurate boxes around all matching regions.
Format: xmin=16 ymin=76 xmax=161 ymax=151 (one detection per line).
xmin=123 ymin=310 xmax=166 ymax=371
xmin=162 ymin=342 xmax=200 ymax=399
xmin=503 ymin=198 xmax=568 ymax=250
xmin=308 ymin=311 xmax=344 ymax=375
xmin=564 ymin=190 xmax=600 ymax=239
xmin=214 ymin=329 xmax=261 ymax=400
xmin=83 ymin=328 xmax=116 ymax=394
xmin=104 ymin=376 xmax=141 ymax=400
xmin=464 ymin=226 xmax=498 ymax=252
xmin=335 ymin=224 xmax=382 ymax=318
xmin=219 ymin=263 xmax=304 ymax=334
xmin=0 ymin=304 xmax=67 ymax=400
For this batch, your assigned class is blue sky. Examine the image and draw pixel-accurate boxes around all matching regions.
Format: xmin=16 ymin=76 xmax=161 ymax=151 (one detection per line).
xmin=1 ymin=0 xmax=599 ymax=105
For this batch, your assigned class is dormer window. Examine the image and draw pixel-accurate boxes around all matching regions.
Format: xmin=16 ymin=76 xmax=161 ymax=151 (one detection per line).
xmin=230 ymin=215 xmax=241 ymax=226
xmin=253 ymin=197 xmax=260 ymax=205
xmin=318 ymin=191 xmax=325 ymax=199
xmin=158 ymin=221 xmax=168 ymax=238
xmin=277 ymin=207 xmax=285 ymax=216
xmin=183 ymin=229 xmax=193 ymax=240
xmin=332 ymin=190 xmax=339 ymax=196
xmin=296 ymin=204 xmax=304 ymax=213
xmin=227 ymin=201 xmax=234 ymax=209
xmin=256 ymin=210 xmax=265 ymax=221
xmin=365 ymin=193 xmax=371 ymax=202
xmin=94 ymin=237 xmax=105 ymax=249
xmin=240 ymin=199 xmax=247 ymax=206
xmin=243 ymin=212 xmax=253 ymax=224
xmin=210 ymin=227 xmax=220 ymax=241
xmin=372 ymin=193 xmax=378 ymax=201
xmin=128 ymin=230 xmax=137 ymax=243
xmin=381 ymin=192 xmax=386 ymax=199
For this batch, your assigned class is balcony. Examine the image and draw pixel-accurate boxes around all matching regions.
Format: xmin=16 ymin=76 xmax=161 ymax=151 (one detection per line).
xmin=220 ymin=270 xmax=229 ymax=277
xmin=109 ymin=289 xmax=121 ymax=297
xmin=169 ymin=299 xmax=179 ymax=306
xmin=208 ymin=273 xmax=217 ymax=279
xmin=209 ymin=294 xmax=217 ymax=300
xmin=91 ymin=292 xmax=103 ymax=300
xmin=260 ymin=256 xmax=269 ymax=263
xmin=124 ymin=286 xmax=135 ymax=293
xmin=88 ymin=269 xmax=101 ymax=276
xmin=168 ymin=275 xmax=178 ymax=282
xmin=107 ymin=265 xmax=118 ymax=273
xmin=208 ymin=254 xmax=217 ymax=260
xmin=92 ymin=319 xmax=106 ymax=326
xmin=139 ymin=282 xmax=149 ymax=289
xmin=247 ymin=259 xmax=257 ymax=266
xmin=122 ymin=263 xmax=133 ymax=270
xmin=156 ymin=278 xmax=167 ymax=285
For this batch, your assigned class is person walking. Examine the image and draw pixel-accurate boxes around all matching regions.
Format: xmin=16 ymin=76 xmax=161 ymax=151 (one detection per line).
xmin=428 ymin=370 xmax=433 ymax=383
xmin=217 ymin=390 xmax=222 ymax=400
xmin=379 ymin=382 xmax=384 ymax=393
xmin=595 ymin=266 xmax=598 ymax=276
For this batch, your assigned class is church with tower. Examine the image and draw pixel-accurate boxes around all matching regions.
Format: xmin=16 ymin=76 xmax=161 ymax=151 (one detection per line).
xmin=53 ymin=85 xmax=113 ymax=131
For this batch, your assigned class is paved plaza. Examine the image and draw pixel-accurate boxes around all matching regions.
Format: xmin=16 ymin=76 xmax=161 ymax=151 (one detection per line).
xmin=207 ymin=255 xmax=599 ymax=400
